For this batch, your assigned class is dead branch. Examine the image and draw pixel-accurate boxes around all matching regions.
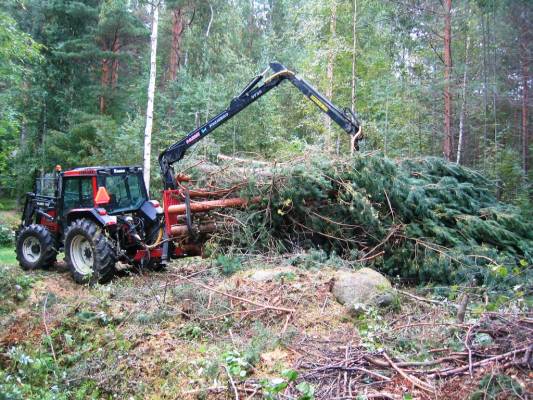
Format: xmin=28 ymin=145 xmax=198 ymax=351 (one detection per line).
xmin=382 ymin=352 xmax=435 ymax=393
xmin=42 ymin=293 xmax=57 ymax=364
xmin=223 ymin=364 xmax=240 ymax=400
xmin=397 ymin=289 xmax=453 ymax=307
xmin=429 ymin=347 xmax=530 ymax=378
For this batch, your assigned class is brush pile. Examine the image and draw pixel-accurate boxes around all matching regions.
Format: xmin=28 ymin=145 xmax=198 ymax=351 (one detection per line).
xmin=184 ymin=153 xmax=532 ymax=288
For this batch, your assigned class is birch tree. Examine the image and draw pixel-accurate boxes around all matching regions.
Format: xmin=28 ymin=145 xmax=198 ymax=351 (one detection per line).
xmin=457 ymin=35 xmax=470 ymax=165
xmin=143 ymin=0 xmax=160 ymax=194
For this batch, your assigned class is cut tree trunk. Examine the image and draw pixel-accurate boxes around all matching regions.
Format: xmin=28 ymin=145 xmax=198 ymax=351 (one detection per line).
xmin=143 ymin=2 xmax=160 ymax=194
xmin=443 ymin=0 xmax=453 ymax=161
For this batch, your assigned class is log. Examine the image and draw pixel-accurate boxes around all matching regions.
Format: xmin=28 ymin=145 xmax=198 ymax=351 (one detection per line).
xmin=171 ymin=222 xmax=218 ymax=236
xmin=167 ymin=197 xmax=260 ymax=215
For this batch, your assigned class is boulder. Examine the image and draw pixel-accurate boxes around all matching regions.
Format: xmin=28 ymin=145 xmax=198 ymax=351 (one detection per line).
xmin=332 ymin=268 xmax=392 ymax=307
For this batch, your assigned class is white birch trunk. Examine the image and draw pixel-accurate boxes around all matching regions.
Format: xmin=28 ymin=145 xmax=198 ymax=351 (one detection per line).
xmin=350 ymin=0 xmax=357 ymax=156
xmin=143 ymin=1 xmax=160 ymax=194
xmin=457 ymin=36 xmax=470 ymax=165
xmin=325 ymin=0 xmax=336 ymax=152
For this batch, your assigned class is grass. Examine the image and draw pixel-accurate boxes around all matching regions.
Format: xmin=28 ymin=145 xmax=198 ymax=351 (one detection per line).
xmin=0 ymin=246 xmax=17 ymax=265
xmin=0 ymin=197 xmax=18 ymax=211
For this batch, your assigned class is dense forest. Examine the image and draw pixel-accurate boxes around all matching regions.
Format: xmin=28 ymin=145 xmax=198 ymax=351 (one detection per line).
xmin=0 ymin=0 xmax=530 ymax=203
xmin=0 ymin=1 xmax=532 ymax=399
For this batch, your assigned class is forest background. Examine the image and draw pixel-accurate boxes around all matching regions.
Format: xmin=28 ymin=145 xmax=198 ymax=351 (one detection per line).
xmin=0 ymin=0 xmax=530 ymax=207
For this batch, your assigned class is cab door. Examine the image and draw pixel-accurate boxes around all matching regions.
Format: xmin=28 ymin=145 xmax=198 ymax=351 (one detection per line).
xmin=61 ymin=177 xmax=95 ymax=217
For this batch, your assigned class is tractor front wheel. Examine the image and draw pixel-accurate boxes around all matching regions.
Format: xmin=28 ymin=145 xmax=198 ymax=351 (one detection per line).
xmin=16 ymin=224 xmax=57 ymax=270
xmin=65 ymin=219 xmax=116 ymax=285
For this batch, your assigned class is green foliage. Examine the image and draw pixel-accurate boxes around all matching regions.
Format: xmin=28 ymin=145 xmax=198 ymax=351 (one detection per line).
xmin=0 ymin=266 xmax=35 ymax=315
xmin=260 ymin=368 xmax=315 ymax=399
xmin=0 ymin=224 xmax=14 ymax=246
xmin=223 ymin=350 xmax=253 ymax=378
xmin=469 ymin=374 xmax=523 ymax=400
xmin=223 ymin=154 xmax=533 ymax=292
xmin=216 ymin=254 xmax=242 ymax=276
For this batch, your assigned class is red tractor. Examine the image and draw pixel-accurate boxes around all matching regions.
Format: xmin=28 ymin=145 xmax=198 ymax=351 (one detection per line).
xmin=15 ymin=62 xmax=361 ymax=284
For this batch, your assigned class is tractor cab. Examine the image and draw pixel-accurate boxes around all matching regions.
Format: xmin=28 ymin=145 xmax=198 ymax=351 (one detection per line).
xmin=61 ymin=166 xmax=148 ymax=217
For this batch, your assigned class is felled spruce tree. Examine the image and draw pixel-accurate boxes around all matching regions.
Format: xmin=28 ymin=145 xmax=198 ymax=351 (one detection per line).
xmin=212 ymin=154 xmax=532 ymax=289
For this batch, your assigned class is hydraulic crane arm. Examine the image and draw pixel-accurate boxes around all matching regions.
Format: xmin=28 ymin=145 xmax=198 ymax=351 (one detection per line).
xmin=158 ymin=62 xmax=362 ymax=190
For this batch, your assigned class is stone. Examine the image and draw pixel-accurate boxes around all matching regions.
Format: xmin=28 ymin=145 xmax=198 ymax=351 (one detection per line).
xmin=332 ymin=268 xmax=392 ymax=307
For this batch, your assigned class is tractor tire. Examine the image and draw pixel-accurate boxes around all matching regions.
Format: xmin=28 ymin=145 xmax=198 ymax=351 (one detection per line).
xmin=65 ymin=219 xmax=116 ymax=285
xmin=16 ymin=224 xmax=57 ymax=270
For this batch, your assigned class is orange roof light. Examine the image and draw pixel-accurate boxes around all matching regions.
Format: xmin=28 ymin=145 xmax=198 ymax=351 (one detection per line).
xmin=95 ymin=186 xmax=111 ymax=205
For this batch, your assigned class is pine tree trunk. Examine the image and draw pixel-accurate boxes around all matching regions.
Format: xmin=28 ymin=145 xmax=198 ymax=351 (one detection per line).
xmin=443 ymin=0 xmax=453 ymax=161
xmin=143 ymin=2 xmax=160 ymax=194
xmin=457 ymin=36 xmax=470 ymax=165
xmin=111 ymin=36 xmax=120 ymax=88
xmin=326 ymin=0 xmax=336 ymax=152
xmin=100 ymin=56 xmax=110 ymax=113
xmin=168 ymin=8 xmax=184 ymax=81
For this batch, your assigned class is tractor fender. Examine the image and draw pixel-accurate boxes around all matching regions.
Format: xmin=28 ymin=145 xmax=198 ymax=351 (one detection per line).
xmin=65 ymin=208 xmax=117 ymax=228
xmin=139 ymin=200 xmax=163 ymax=223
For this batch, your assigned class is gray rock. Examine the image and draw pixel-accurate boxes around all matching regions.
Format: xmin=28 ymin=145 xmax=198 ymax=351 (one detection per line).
xmin=347 ymin=302 xmax=367 ymax=318
xmin=332 ymin=268 xmax=391 ymax=307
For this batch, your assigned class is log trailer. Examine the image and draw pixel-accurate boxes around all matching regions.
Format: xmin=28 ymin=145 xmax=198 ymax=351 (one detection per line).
xmin=15 ymin=62 xmax=361 ymax=284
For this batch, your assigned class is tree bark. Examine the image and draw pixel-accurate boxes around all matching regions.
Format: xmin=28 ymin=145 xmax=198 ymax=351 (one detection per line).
xmin=111 ymin=36 xmax=120 ymax=88
xmin=520 ymin=18 xmax=529 ymax=176
xmin=481 ymin=13 xmax=488 ymax=169
xmin=350 ymin=0 xmax=357 ymax=156
xmin=143 ymin=2 xmax=160 ymax=194
xmin=443 ymin=0 xmax=453 ymax=161
xmin=168 ymin=8 xmax=184 ymax=81
xmin=100 ymin=56 xmax=110 ymax=113
xmin=457 ymin=36 xmax=470 ymax=165
xmin=326 ymin=0 xmax=337 ymax=152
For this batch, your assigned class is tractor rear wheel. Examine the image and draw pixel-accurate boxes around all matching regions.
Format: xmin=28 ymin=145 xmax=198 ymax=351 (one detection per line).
xmin=65 ymin=219 xmax=116 ymax=285
xmin=16 ymin=224 xmax=57 ymax=270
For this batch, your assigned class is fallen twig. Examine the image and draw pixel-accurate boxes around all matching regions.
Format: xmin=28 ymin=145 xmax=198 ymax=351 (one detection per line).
xmin=429 ymin=347 xmax=530 ymax=378
xmin=223 ymin=364 xmax=240 ymax=400
xmin=382 ymin=352 xmax=435 ymax=393
xmin=42 ymin=293 xmax=57 ymax=364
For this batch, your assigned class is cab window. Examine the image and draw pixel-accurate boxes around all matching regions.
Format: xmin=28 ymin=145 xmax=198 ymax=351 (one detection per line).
xmin=63 ymin=178 xmax=93 ymax=212
xmin=97 ymin=174 xmax=146 ymax=213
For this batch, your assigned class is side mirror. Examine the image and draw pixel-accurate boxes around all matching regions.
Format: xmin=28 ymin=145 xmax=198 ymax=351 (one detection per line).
xmin=94 ymin=186 xmax=111 ymax=206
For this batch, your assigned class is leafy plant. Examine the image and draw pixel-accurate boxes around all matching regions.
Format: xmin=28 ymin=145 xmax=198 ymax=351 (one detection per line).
xmin=223 ymin=350 xmax=252 ymax=379
xmin=216 ymin=255 xmax=242 ymax=276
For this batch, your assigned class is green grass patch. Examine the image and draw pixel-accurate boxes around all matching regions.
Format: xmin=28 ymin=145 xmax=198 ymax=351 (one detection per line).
xmin=0 ymin=246 xmax=17 ymax=265
xmin=0 ymin=197 xmax=18 ymax=211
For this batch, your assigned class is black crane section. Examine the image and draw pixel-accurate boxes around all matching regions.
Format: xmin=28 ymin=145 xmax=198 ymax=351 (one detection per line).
xmin=158 ymin=62 xmax=362 ymax=190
